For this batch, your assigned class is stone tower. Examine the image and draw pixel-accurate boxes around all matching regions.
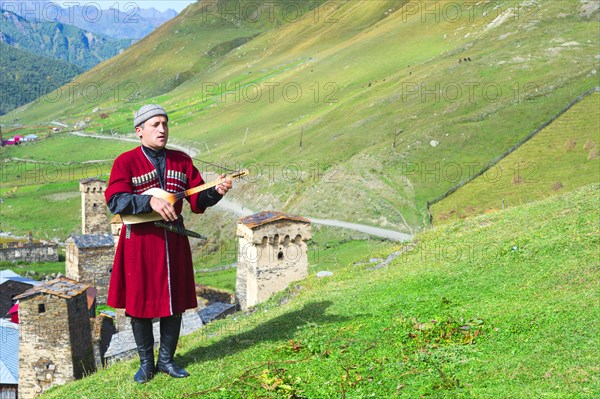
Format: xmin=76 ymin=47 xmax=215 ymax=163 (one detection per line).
xmin=15 ymin=277 xmax=95 ymax=399
xmin=80 ymin=178 xmax=108 ymax=235
xmin=235 ymin=211 xmax=311 ymax=310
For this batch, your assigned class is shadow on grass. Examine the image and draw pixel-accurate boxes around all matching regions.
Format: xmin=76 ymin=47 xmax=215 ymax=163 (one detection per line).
xmin=180 ymin=300 xmax=349 ymax=365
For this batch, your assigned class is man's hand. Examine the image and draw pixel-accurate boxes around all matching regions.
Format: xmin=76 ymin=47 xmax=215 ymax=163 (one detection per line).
xmin=216 ymin=174 xmax=232 ymax=195
xmin=150 ymin=196 xmax=178 ymax=222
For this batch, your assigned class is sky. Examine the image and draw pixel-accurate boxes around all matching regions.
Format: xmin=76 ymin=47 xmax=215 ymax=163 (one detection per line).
xmin=54 ymin=1 xmax=196 ymax=12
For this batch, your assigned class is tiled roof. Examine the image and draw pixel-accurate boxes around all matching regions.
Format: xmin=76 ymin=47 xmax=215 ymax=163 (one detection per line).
xmin=0 ymin=269 xmax=41 ymax=286
xmin=0 ymin=319 xmax=18 ymax=384
xmin=80 ymin=177 xmax=106 ymax=184
xmin=14 ymin=277 xmax=89 ymax=300
xmin=68 ymin=234 xmax=114 ymax=248
xmin=238 ymin=211 xmax=310 ymax=229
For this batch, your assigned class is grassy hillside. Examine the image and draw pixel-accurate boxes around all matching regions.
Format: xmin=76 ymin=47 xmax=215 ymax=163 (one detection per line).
xmin=2 ymin=0 xmax=325 ymax=122
xmin=39 ymin=183 xmax=599 ymax=398
xmin=3 ymin=0 xmax=598 ymax=237
xmin=430 ymin=90 xmax=600 ymax=223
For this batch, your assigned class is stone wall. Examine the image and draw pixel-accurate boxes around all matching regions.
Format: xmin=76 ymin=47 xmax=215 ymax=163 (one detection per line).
xmin=235 ymin=236 xmax=255 ymax=310
xmin=0 ymin=243 xmax=59 ymax=263
xmin=18 ymin=293 xmax=95 ymax=399
xmin=65 ymin=243 xmax=114 ymax=304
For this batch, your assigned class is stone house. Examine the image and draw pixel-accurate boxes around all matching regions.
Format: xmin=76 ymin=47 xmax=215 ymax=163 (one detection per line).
xmin=235 ymin=211 xmax=311 ymax=310
xmin=0 ymin=269 xmax=40 ymax=319
xmin=14 ymin=277 xmax=95 ymax=399
xmin=65 ymin=234 xmax=114 ymax=303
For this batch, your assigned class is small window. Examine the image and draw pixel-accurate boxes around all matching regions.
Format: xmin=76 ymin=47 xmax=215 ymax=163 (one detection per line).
xmin=277 ymin=251 xmax=284 ymax=260
xmin=38 ymin=304 xmax=46 ymax=313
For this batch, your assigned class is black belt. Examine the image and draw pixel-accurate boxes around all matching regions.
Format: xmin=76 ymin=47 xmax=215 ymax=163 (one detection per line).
xmin=154 ymin=219 xmax=207 ymax=240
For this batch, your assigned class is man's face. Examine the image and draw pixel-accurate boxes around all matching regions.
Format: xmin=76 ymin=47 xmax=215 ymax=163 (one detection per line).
xmin=136 ymin=115 xmax=169 ymax=150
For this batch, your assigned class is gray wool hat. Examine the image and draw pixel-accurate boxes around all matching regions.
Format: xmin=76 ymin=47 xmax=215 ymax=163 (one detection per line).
xmin=134 ymin=104 xmax=168 ymax=128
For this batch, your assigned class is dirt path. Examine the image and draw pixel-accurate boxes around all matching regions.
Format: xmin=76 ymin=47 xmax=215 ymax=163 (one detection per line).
xmin=216 ymin=198 xmax=412 ymax=242
xmin=69 ymin=131 xmax=199 ymax=157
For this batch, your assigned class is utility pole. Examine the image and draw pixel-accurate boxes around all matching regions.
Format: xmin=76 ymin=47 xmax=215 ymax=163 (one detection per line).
xmin=300 ymin=126 xmax=303 ymax=150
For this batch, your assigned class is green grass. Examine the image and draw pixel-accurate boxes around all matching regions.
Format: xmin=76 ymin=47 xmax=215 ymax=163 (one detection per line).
xmin=2 ymin=261 xmax=65 ymax=280
xmin=0 ymin=181 xmax=84 ymax=239
xmin=39 ymin=184 xmax=600 ymax=398
xmin=197 ymin=268 xmax=238 ymax=293
xmin=431 ymin=91 xmax=600 ymax=223
xmin=0 ymin=133 xmax=135 ymax=164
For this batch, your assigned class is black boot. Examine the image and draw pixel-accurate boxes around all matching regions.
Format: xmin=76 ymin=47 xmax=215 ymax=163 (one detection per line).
xmin=156 ymin=314 xmax=190 ymax=378
xmin=130 ymin=317 xmax=156 ymax=383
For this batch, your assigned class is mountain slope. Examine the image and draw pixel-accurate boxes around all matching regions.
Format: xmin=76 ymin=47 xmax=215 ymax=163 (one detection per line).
xmin=0 ymin=8 xmax=132 ymax=69
xmin=39 ymin=183 xmax=600 ymax=398
xmin=55 ymin=5 xmax=177 ymax=40
xmin=3 ymin=0 xmax=599 ymax=233
xmin=0 ymin=0 xmax=176 ymax=39
xmin=431 ymin=90 xmax=600 ymax=223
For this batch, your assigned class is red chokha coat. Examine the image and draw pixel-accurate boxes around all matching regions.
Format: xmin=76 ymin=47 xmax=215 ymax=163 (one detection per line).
xmin=105 ymin=147 xmax=204 ymax=318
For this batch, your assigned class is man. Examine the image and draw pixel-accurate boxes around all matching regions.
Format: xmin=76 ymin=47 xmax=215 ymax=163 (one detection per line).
xmin=105 ymin=104 xmax=232 ymax=383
